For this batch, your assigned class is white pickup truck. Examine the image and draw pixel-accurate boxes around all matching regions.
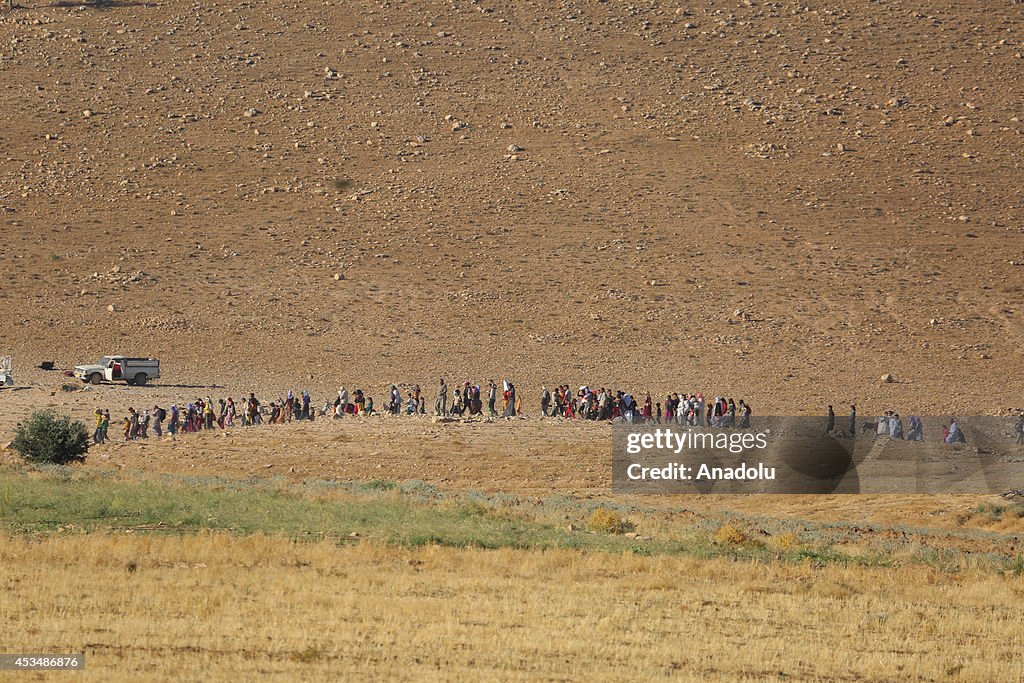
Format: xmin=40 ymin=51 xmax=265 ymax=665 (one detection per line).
xmin=74 ymin=356 xmax=160 ymax=386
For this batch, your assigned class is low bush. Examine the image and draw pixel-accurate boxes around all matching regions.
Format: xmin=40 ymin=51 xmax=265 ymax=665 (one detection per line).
xmin=714 ymin=524 xmax=747 ymax=546
xmin=587 ymin=507 xmax=629 ymax=534
xmin=11 ymin=411 xmax=89 ymax=465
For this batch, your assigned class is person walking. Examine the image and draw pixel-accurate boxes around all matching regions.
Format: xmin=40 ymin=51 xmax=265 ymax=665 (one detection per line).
xmin=848 ymin=405 xmax=857 ymax=437
xmin=540 ymin=386 xmax=550 ymax=417
xmin=93 ymin=409 xmax=105 ymax=444
xmin=946 ymin=418 xmax=963 ymax=444
xmin=152 ymin=405 xmax=164 ymax=437
xmin=1015 ymin=414 xmax=1024 ymax=446
xmin=413 ymin=384 xmax=424 ymax=414
xmin=129 ymin=407 xmax=140 ymax=439
xmin=487 ymin=381 xmax=497 ymax=417
xmin=248 ymin=393 xmax=261 ymax=425
xmin=204 ymin=399 xmax=216 ymax=429
xmin=826 ymin=405 xmax=835 ymax=434
xmin=435 ymin=378 xmax=447 ymax=416
xmin=123 ymin=408 xmax=136 ymax=441
xmin=739 ymin=400 xmax=751 ymax=429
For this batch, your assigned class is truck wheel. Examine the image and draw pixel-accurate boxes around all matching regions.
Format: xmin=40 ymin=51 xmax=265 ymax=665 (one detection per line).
xmin=134 ymin=373 xmax=147 ymax=386
xmin=89 ymin=373 xmax=102 ymax=385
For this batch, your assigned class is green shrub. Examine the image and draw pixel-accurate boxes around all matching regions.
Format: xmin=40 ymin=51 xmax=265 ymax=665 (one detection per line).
xmin=12 ymin=410 xmax=89 ymax=465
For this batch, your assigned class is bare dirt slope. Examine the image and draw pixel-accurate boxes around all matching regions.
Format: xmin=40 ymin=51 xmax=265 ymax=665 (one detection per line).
xmin=1 ymin=0 xmax=1022 ymax=414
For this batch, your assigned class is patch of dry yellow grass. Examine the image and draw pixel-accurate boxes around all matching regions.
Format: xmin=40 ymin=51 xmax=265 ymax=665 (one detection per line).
xmin=1 ymin=533 xmax=1022 ymax=681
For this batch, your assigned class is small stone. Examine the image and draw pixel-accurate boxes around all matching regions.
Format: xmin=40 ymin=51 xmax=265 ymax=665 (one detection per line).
xmin=243 ymin=108 xmax=259 ymax=117
xmin=882 ymin=373 xmax=895 ymax=383
xmin=507 ymin=143 xmax=522 ymax=153
xmin=333 ymin=273 xmax=345 ymax=281
xmin=107 ymin=304 xmax=117 ymax=313
xmin=82 ymin=109 xmax=93 ymax=118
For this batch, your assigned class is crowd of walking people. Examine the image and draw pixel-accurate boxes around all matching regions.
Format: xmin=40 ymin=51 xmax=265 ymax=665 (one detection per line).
xmin=327 ymin=380 xmax=519 ymax=419
xmin=824 ymin=404 xmax=1024 ymax=445
xmin=90 ymin=379 xmax=761 ymax=445
xmin=87 ymin=382 xmax=1023 ymax=447
xmin=91 ymin=390 xmax=315 ymax=443
xmin=539 ymin=386 xmax=753 ymax=427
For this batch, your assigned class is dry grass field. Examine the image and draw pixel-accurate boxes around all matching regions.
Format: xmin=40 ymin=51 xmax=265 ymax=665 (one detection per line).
xmin=2 ymin=0 xmax=1024 ymax=678
xmin=1 ymin=465 xmax=1023 ymax=680
xmin=1 ymin=533 xmax=1022 ymax=681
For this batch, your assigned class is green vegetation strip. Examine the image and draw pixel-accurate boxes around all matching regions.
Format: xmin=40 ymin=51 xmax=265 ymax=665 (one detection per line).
xmin=0 ymin=467 xmax=683 ymax=555
xmin=1 ymin=466 xmax=1019 ymax=574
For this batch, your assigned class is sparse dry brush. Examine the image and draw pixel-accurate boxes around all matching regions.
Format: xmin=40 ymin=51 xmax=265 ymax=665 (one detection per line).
xmin=587 ymin=507 xmax=630 ymax=534
xmin=714 ymin=523 xmax=747 ymax=546
xmin=772 ymin=531 xmax=800 ymax=552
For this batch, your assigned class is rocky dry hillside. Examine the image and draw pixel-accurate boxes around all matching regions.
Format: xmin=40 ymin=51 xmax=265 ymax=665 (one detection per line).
xmin=1 ymin=0 xmax=1022 ymax=413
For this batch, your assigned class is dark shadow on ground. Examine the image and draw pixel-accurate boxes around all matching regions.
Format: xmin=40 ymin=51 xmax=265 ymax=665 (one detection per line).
xmin=44 ymin=0 xmax=160 ymax=9
xmin=140 ymin=384 xmax=226 ymax=390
